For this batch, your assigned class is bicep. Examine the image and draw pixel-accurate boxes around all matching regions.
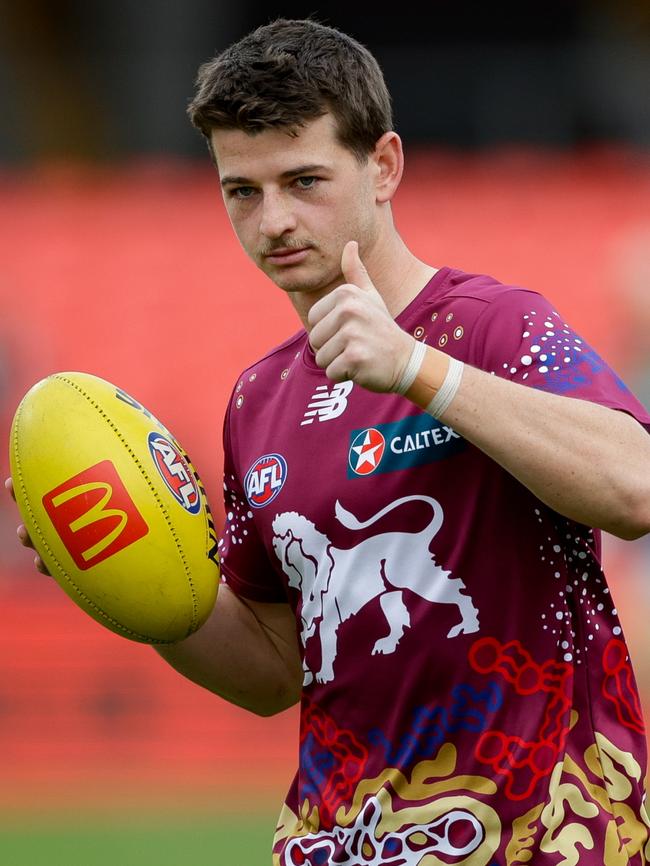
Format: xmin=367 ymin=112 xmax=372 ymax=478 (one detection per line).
xmin=155 ymin=583 xmax=302 ymax=715
xmin=237 ymin=590 xmax=302 ymax=668
xmin=231 ymin=588 xmax=303 ymax=711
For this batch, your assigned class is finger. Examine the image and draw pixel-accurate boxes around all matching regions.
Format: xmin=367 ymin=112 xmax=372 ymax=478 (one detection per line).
xmin=35 ymin=555 xmax=51 ymax=576
xmin=340 ymin=240 xmax=374 ymax=292
xmin=17 ymin=524 xmax=35 ymax=549
xmin=309 ymin=306 xmax=341 ymax=352
xmin=17 ymin=525 xmax=50 ymax=574
xmin=324 ymin=353 xmax=355 ymax=384
xmin=313 ymin=329 xmax=348 ymax=373
xmin=5 ymin=476 xmax=15 ymax=502
xmin=307 ymin=284 xmax=349 ymax=332
xmin=308 ymin=285 xmax=361 ymax=347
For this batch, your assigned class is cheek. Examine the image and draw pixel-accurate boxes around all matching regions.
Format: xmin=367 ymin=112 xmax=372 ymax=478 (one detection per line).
xmin=225 ymin=207 xmax=256 ymax=249
xmin=334 ymin=194 xmax=375 ymax=244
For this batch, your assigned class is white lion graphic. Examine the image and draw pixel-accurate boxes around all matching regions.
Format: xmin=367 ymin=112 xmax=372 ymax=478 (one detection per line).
xmin=271 ymin=495 xmax=479 ymax=685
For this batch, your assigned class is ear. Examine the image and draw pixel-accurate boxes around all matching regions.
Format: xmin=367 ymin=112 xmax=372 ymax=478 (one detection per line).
xmin=369 ymin=131 xmax=404 ymax=204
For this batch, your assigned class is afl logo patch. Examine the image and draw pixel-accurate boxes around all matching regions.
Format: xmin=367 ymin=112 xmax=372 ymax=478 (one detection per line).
xmin=245 ymin=453 xmax=288 ymax=508
xmin=147 ymin=433 xmax=201 ymax=514
xmin=348 ymin=428 xmax=386 ymax=476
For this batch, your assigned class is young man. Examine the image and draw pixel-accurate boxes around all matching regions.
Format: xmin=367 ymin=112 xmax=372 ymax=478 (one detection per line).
xmin=12 ymin=17 xmax=650 ymax=865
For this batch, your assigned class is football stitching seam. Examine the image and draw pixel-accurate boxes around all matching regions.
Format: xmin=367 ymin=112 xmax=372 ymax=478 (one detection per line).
xmin=56 ymin=375 xmax=200 ymax=631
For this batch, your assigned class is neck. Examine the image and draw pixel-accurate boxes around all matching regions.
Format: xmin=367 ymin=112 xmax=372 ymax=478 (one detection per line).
xmin=289 ymin=230 xmax=438 ymax=329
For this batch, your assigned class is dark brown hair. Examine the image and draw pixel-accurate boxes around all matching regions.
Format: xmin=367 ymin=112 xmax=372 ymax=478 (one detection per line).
xmin=188 ymin=17 xmax=393 ymax=163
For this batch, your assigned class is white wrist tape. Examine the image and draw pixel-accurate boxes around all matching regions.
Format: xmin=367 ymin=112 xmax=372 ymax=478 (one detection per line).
xmin=425 ymin=356 xmax=464 ymax=418
xmin=394 ymin=339 xmax=427 ymax=395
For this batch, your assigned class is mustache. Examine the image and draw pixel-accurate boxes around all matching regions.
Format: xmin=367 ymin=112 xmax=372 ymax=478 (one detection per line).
xmin=259 ymin=240 xmax=314 ymax=256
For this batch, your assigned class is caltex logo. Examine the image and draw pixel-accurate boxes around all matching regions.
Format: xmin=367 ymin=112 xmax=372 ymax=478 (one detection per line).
xmin=348 ymin=428 xmax=386 ymax=476
xmin=347 ymin=416 xmax=466 ymax=479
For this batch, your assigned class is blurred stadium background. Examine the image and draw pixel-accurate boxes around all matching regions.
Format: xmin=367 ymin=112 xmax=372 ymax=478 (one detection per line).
xmin=1 ymin=3 xmax=650 ymax=864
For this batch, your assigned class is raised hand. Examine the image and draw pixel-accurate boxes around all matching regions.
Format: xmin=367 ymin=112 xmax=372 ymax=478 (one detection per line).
xmin=307 ymin=240 xmax=415 ymax=392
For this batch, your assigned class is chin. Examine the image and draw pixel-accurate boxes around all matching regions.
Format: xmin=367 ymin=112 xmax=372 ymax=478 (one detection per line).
xmin=276 ymin=276 xmax=323 ymax=294
xmin=265 ymin=265 xmax=328 ymax=295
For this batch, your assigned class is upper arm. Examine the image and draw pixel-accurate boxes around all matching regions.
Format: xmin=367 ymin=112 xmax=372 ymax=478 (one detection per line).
xmin=225 ymin=587 xmax=303 ymax=712
xmin=237 ymin=591 xmax=302 ymax=670
xmin=474 ymin=288 xmax=650 ymax=429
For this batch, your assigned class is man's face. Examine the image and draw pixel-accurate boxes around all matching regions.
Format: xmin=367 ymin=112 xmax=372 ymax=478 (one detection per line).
xmin=210 ymin=113 xmax=379 ymax=297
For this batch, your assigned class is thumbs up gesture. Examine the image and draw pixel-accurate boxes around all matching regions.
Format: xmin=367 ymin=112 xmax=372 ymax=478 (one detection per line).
xmin=307 ymin=240 xmax=416 ymax=392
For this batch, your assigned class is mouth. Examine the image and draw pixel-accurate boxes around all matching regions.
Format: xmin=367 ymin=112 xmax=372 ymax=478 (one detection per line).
xmin=265 ymin=247 xmax=310 ymax=266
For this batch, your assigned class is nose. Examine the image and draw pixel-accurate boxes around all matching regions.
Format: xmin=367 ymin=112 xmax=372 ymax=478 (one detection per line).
xmin=259 ymin=189 xmax=298 ymax=239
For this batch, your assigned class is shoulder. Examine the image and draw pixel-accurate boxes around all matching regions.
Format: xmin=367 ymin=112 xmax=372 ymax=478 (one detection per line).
xmin=427 ymin=268 xmax=558 ymax=346
xmin=412 ymin=267 xmax=561 ymax=372
xmin=234 ymin=328 xmax=307 ymax=381
xmin=435 ymin=267 xmax=546 ymax=311
xmin=225 ymin=327 xmax=308 ymax=402
xmin=221 ymin=327 xmax=308 ymax=444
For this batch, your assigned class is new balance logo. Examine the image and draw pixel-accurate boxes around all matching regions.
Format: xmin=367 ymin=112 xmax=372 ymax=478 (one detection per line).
xmin=300 ymin=381 xmax=353 ymax=426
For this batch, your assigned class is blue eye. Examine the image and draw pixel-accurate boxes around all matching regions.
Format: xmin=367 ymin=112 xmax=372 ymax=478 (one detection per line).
xmin=229 ymin=177 xmax=318 ymax=199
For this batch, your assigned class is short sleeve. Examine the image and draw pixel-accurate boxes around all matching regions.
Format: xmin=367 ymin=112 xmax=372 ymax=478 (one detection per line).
xmin=218 ymin=396 xmax=287 ymax=603
xmin=471 ymin=288 xmax=650 ymax=431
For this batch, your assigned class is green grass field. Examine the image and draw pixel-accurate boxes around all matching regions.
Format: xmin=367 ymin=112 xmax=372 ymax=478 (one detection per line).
xmin=0 ymin=813 xmax=277 ymax=866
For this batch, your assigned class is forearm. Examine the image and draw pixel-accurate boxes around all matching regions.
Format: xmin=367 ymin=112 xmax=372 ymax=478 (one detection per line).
xmin=154 ymin=583 xmax=302 ymax=716
xmin=407 ymin=347 xmax=650 ymax=539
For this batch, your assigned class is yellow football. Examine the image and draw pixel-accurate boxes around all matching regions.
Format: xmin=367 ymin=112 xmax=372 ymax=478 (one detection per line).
xmin=9 ymin=371 xmax=219 ymax=644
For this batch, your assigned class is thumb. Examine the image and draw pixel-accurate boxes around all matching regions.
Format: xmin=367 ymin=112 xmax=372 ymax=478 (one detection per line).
xmin=341 ymin=240 xmax=374 ymax=291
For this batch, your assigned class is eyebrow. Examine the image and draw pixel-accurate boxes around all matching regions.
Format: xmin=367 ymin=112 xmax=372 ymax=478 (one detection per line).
xmin=220 ymin=164 xmax=330 ymax=187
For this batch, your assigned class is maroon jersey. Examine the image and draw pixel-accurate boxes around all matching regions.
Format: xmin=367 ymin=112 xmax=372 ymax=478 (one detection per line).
xmin=219 ymin=267 xmax=650 ymax=865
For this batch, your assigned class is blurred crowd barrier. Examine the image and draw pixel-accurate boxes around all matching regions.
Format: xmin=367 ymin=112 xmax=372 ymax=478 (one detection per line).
xmin=2 ymin=3 xmax=650 ymax=161
xmin=1 ymin=148 xmax=649 ymax=813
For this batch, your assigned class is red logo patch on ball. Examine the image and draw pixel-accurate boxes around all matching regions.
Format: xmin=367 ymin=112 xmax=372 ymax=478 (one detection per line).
xmin=42 ymin=460 xmax=149 ymax=570
xmin=244 ymin=453 xmax=287 ymax=508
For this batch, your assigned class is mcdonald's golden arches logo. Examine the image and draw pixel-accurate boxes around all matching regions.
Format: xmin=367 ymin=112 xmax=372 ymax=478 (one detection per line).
xmin=42 ymin=460 xmax=149 ymax=569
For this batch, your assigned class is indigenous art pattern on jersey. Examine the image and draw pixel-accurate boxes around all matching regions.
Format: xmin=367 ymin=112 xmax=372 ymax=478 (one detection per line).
xmin=272 ymin=638 xmax=650 ymax=865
